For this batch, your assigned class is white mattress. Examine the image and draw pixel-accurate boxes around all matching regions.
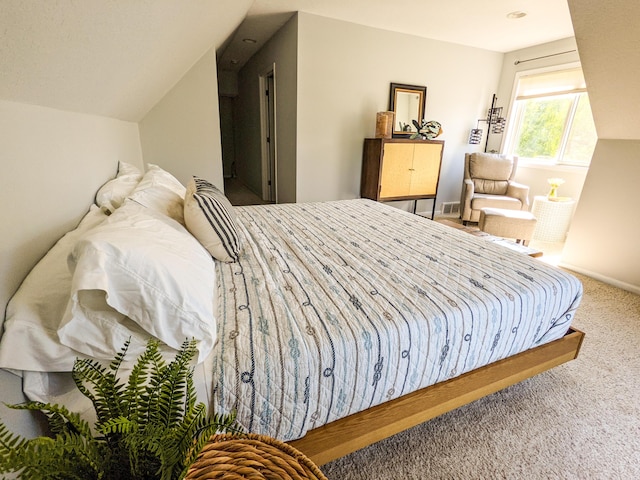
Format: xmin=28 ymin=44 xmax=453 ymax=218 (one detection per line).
xmin=211 ymin=199 xmax=582 ymax=441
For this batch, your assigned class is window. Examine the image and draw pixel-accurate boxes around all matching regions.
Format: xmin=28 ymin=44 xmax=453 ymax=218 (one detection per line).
xmin=503 ymin=67 xmax=597 ymax=167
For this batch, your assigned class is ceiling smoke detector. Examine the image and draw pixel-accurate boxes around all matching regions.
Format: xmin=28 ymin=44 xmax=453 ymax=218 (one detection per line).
xmin=507 ymin=11 xmax=527 ymax=19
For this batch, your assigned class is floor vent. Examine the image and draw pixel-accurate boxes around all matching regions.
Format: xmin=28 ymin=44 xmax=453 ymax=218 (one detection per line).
xmin=441 ymin=202 xmax=460 ymax=216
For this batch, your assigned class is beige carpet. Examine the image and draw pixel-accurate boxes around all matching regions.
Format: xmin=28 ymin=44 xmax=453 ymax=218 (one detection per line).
xmin=321 ymin=273 xmax=640 ymax=479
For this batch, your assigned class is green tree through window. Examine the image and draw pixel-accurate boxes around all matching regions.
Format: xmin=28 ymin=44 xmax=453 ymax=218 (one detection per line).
xmin=515 ymin=96 xmax=572 ymax=159
xmin=504 ymin=67 xmax=596 ymax=167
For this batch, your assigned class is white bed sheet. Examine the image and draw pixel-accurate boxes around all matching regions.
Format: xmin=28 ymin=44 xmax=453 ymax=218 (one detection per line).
xmin=0 ymin=205 xmax=108 ymax=373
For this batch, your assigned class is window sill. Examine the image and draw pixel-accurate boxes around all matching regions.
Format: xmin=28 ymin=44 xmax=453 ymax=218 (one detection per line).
xmin=518 ymin=161 xmax=590 ymax=174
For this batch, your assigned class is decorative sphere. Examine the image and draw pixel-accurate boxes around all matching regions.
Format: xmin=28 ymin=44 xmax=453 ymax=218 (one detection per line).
xmin=423 ymin=120 xmax=442 ymax=139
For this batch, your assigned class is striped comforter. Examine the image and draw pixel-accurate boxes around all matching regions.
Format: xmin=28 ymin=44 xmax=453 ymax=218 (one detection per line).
xmin=211 ymin=199 xmax=582 ymax=441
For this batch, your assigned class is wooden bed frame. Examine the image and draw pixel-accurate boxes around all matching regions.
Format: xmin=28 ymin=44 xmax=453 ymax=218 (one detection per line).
xmin=290 ymin=327 xmax=584 ymax=466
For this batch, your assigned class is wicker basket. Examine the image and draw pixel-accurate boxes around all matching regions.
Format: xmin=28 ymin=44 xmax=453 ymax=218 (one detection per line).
xmin=185 ymin=434 xmax=328 ymax=480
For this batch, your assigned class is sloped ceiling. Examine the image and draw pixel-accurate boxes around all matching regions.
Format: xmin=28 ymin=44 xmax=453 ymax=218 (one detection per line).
xmin=568 ymin=0 xmax=640 ymax=140
xmin=0 ymin=0 xmax=575 ymax=123
xmin=0 ymin=0 xmax=252 ymax=122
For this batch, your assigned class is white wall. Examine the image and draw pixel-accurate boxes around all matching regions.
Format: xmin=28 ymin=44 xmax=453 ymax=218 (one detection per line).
xmin=0 ymin=99 xmax=142 ymax=438
xmin=0 ymin=101 xmax=142 ymax=324
xmin=295 ymin=13 xmax=504 ymax=213
xmin=560 ymin=0 xmax=640 ymax=293
xmin=139 ymin=47 xmax=223 ymax=189
xmin=235 ymin=15 xmax=298 ymax=204
xmin=561 ymin=140 xmax=640 ymax=293
xmin=514 ymin=164 xmax=588 ymax=206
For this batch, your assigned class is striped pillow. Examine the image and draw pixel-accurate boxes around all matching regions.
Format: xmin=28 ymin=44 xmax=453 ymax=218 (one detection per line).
xmin=184 ymin=176 xmax=241 ymax=262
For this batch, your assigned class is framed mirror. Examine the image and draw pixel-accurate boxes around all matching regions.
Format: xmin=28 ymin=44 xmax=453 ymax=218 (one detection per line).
xmin=389 ymin=83 xmax=427 ymax=137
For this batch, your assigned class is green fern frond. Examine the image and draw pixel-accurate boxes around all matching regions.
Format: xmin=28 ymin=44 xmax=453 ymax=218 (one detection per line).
xmin=118 ymin=423 xmax=165 ymax=478
xmin=47 ymin=411 xmax=70 ymax=436
xmin=0 ymin=420 xmax=29 ymax=457
xmin=147 ymin=341 xmax=167 ymax=379
xmin=183 ymin=368 xmax=197 ymax=415
xmin=162 ymin=403 xmax=206 ymax=468
xmin=47 ymin=432 xmax=106 ymax=477
xmin=0 ymin=339 xmax=243 ymax=480
xmin=99 ymin=416 xmax=137 ymax=436
xmin=124 ymin=340 xmax=157 ymax=423
xmin=143 ymin=340 xmax=196 ymax=428
xmin=108 ymin=338 xmax=131 ymax=375
xmin=0 ymin=431 xmax=105 ymax=480
xmin=73 ymin=358 xmax=126 ymax=422
xmin=157 ymin=341 xmax=197 ymax=427
xmin=135 ymin=341 xmax=169 ymax=426
xmin=8 ymin=402 xmax=93 ymax=440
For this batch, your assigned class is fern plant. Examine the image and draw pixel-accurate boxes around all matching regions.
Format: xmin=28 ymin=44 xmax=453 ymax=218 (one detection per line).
xmin=0 ymin=339 xmax=241 ymax=480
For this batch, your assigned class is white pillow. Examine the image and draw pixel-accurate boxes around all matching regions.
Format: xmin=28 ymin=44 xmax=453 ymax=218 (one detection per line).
xmin=95 ymin=161 xmax=143 ymax=214
xmin=184 ymin=176 xmax=241 ymax=263
xmin=127 ymin=164 xmax=186 ymax=224
xmin=0 ymin=206 xmax=108 ymax=372
xmin=58 ymin=201 xmax=216 ymax=364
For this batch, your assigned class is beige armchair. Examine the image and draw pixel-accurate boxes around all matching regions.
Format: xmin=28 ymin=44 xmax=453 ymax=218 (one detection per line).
xmin=460 ymin=153 xmax=530 ymax=223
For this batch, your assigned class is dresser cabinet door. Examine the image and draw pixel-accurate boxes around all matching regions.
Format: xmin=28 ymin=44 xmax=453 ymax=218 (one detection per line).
xmin=409 ymin=143 xmax=442 ymax=196
xmin=379 ymin=143 xmax=413 ymax=198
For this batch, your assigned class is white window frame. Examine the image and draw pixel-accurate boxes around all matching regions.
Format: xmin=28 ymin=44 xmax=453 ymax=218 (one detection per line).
xmin=501 ymin=62 xmax=594 ymax=169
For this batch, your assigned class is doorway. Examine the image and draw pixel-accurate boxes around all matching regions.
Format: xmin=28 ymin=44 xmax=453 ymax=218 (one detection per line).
xmin=259 ymin=67 xmax=277 ymax=203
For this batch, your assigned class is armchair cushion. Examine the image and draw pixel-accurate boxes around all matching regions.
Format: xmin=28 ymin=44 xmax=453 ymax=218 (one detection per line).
xmin=471 ymin=194 xmax=523 ymax=212
xmin=473 ymin=178 xmax=509 ymax=195
xmin=469 ymin=153 xmax=514 ymax=195
xmin=469 ymin=153 xmax=513 ymax=180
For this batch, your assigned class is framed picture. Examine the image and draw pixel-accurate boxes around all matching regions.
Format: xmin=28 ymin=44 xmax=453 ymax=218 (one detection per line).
xmin=389 ymin=83 xmax=427 ymax=138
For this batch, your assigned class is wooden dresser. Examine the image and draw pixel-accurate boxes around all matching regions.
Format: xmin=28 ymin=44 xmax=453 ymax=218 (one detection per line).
xmin=360 ymin=138 xmax=444 ymax=218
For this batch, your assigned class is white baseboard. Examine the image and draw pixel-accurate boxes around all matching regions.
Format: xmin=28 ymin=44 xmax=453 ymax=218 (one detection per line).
xmin=558 ymin=262 xmax=640 ymax=295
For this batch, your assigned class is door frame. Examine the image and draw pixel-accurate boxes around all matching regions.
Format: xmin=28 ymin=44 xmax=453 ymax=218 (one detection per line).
xmin=259 ymin=64 xmax=277 ymax=203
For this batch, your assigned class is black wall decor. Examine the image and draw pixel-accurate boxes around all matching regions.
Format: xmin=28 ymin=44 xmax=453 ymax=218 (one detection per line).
xmin=468 ymin=94 xmax=506 ymax=152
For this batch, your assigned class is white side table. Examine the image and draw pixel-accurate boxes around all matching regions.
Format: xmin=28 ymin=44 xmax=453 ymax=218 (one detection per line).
xmin=531 ymin=195 xmax=575 ymax=242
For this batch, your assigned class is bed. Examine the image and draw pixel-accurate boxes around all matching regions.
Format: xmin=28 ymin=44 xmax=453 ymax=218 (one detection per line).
xmin=0 ymin=163 xmax=584 ymax=466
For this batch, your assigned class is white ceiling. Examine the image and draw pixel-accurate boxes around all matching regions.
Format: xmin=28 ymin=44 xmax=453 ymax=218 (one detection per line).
xmin=0 ymin=0 xmax=574 ymax=122
xmin=218 ymin=0 xmax=575 ymax=71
